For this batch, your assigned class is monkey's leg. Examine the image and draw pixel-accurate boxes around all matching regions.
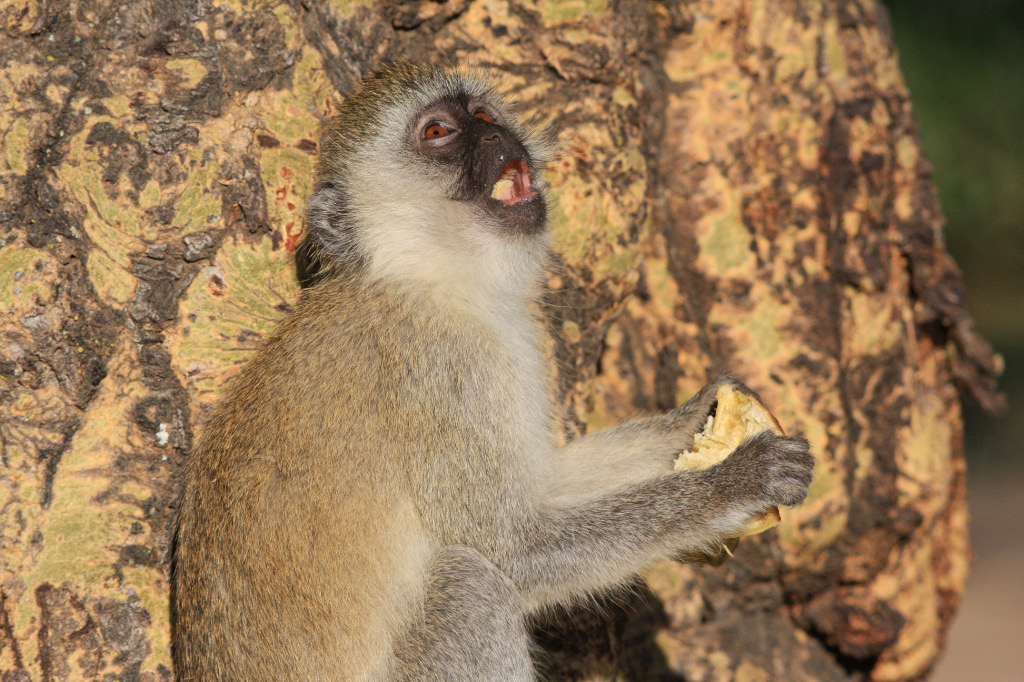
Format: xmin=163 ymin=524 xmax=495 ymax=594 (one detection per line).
xmin=394 ymin=546 xmax=535 ymax=682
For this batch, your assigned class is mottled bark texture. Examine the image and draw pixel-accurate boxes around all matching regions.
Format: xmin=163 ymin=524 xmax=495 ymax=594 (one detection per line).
xmin=0 ymin=0 xmax=1002 ymax=681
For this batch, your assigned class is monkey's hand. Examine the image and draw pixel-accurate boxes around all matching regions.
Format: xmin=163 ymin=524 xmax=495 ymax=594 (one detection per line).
xmin=708 ymin=430 xmax=814 ymax=529
xmin=673 ymin=430 xmax=813 ymax=565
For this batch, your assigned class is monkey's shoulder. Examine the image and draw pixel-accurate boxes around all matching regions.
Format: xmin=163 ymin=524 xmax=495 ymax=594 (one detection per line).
xmin=219 ymin=281 xmax=523 ymax=422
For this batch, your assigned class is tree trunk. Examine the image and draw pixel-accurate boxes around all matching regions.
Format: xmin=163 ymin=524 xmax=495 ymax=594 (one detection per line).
xmin=0 ymin=1 xmax=1002 ymax=681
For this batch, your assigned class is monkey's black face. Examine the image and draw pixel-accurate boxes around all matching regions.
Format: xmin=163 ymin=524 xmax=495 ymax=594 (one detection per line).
xmin=411 ymin=95 xmax=547 ymax=237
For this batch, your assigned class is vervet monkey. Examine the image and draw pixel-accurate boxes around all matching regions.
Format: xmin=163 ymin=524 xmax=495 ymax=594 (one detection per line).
xmin=172 ymin=63 xmax=815 ymax=682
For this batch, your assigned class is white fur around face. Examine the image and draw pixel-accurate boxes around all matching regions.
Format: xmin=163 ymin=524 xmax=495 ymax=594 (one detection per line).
xmin=346 ymin=141 xmax=550 ymax=308
xmin=335 ymin=76 xmax=552 ymax=305
xmin=313 ymin=69 xmax=554 ymax=309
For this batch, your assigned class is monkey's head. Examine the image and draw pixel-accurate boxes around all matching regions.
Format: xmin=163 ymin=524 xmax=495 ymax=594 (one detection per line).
xmin=300 ymin=62 xmax=552 ymax=299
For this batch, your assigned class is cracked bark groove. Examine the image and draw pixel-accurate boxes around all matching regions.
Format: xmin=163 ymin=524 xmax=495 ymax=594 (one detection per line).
xmin=0 ymin=1 xmax=1002 ymax=681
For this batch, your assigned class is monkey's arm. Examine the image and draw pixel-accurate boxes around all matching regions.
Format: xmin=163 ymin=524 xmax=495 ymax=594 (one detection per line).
xmin=550 ymin=375 xmax=737 ymax=500
xmin=503 ymin=430 xmax=813 ymax=612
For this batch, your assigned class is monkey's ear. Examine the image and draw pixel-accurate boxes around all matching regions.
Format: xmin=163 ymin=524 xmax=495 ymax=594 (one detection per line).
xmin=298 ymin=182 xmax=361 ymax=288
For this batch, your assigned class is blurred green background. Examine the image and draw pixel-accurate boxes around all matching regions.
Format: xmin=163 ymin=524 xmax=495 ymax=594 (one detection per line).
xmin=885 ymin=2 xmax=1023 ymax=679
xmin=887 ymin=0 xmax=1024 ymax=471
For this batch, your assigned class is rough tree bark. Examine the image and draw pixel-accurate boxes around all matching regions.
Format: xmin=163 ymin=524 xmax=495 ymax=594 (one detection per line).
xmin=0 ymin=1 xmax=1003 ymax=681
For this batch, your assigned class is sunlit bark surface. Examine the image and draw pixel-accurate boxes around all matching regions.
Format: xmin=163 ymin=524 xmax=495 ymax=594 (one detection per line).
xmin=0 ymin=1 xmax=1001 ymax=680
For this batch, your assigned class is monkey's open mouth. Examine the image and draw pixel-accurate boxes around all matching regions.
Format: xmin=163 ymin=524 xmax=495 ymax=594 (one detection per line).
xmin=491 ymin=160 xmax=538 ymax=206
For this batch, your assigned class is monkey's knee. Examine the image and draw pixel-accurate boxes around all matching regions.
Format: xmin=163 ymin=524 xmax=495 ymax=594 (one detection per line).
xmin=395 ymin=546 xmax=534 ymax=682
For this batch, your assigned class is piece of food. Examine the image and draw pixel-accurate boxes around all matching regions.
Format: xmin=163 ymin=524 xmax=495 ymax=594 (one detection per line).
xmin=490 ymin=159 xmax=538 ymax=205
xmin=491 ymin=177 xmax=514 ymax=201
xmin=674 ymin=384 xmax=785 ymax=538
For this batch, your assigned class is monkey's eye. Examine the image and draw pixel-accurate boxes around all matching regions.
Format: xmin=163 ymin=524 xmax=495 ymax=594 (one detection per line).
xmin=423 ymin=123 xmax=452 ymax=139
xmin=473 ymin=111 xmax=495 ymax=123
